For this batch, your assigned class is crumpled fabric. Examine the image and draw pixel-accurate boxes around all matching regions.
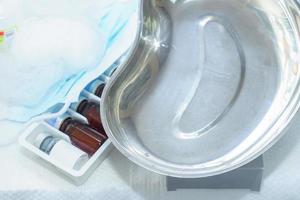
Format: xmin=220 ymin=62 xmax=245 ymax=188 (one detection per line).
xmin=0 ymin=0 xmax=138 ymax=122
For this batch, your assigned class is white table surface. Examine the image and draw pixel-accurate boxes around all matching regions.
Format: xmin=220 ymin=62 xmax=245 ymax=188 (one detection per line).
xmin=0 ymin=110 xmax=299 ymax=200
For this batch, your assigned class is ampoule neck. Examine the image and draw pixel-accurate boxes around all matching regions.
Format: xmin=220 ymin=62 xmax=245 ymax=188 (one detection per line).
xmin=76 ymin=99 xmax=89 ymax=114
xmin=59 ymin=117 xmax=74 ymax=133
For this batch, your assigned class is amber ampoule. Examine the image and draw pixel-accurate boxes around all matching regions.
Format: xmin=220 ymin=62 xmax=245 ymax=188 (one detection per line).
xmin=87 ymin=79 xmax=106 ymax=98
xmin=51 ymin=115 xmax=107 ymax=156
xmin=94 ymin=83 xmax=105 ymax=98
xmin=76 ymin=99 xmax=106 ymax=136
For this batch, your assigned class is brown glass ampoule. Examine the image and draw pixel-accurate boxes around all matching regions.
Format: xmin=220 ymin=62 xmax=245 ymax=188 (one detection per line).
xmin=58 ymin=116 xmax=107 ymax=156
xmin=87 ymin=79 xmax=106 ymax=98
xmin=75 ymin=99 xmax=107 ymax=136
xmin=94 ymin=83 xmax=105 ymax=97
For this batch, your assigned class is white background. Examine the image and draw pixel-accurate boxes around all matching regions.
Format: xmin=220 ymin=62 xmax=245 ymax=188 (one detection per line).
xmin=0 ymin=110 xmax=299 ymax=200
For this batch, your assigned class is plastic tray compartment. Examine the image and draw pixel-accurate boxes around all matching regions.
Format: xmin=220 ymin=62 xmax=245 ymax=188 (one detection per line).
xmin=19 ymin=76 xmax=113 ymax=185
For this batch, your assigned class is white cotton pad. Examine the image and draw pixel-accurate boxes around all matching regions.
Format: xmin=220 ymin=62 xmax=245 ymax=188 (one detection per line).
xmin=11 ymin=17 xmax=105 ymax=72
xmin=0 ymin=0 xmax=138 ymax=123
xmin=0 ymin=16 xmax=106 ymax=120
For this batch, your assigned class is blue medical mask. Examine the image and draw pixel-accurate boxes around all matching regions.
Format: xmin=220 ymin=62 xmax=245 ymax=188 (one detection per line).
xmin=0 ymin=0 xmax=138 ymax=122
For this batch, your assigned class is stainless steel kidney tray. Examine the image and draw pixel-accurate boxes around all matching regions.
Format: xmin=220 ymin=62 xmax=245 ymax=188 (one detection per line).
xmin=101 ymin=0 xmax=300 ymax=178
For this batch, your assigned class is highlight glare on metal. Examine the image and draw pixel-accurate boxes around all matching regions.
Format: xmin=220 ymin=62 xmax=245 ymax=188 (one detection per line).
xmin=101 ymin=0 xmax=300 ymax=178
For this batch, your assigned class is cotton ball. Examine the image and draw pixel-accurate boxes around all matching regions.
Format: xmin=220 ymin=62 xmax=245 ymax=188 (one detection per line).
xmin=22 ymin=0 xmax=95 ymax=18
xmin=2 ymin=16 xmax=105 ymax=107
xmin=11 ymin=17 xmax=106 ymax=71
xmin=0 ymin=53 xmax=65 ymax=106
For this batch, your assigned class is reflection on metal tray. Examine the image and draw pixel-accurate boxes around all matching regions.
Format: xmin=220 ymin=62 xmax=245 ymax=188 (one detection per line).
xmin=101 ymin=0 xmax=300 ymax=177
